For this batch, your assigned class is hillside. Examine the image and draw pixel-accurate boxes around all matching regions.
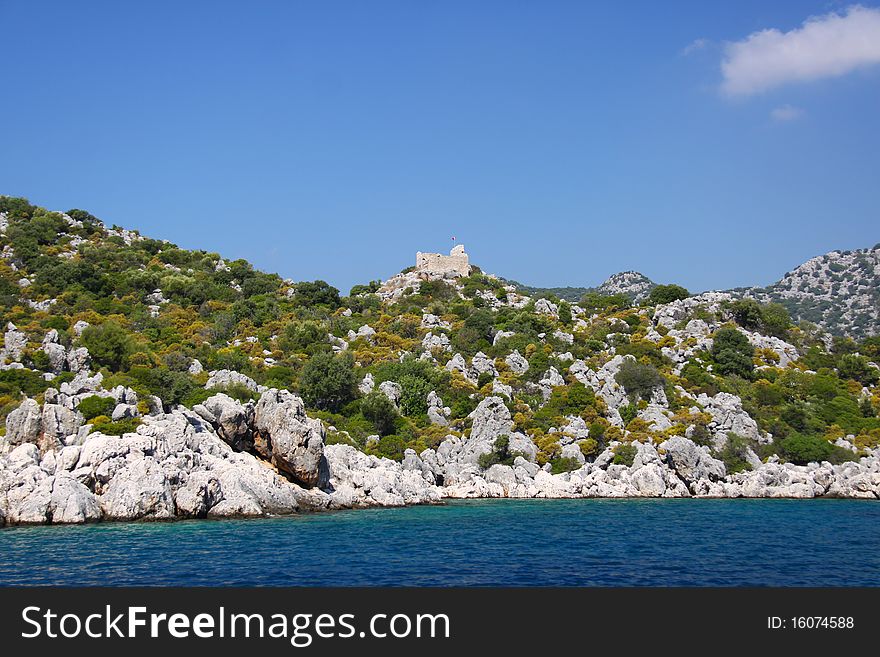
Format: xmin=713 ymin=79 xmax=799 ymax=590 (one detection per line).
xmin=1 ymin=194 xmax=879 ymax=525
xmin=741 ymin=245 xmax=880 ymax=340
xmin=514 ymin=248 xmax=880 ymax=341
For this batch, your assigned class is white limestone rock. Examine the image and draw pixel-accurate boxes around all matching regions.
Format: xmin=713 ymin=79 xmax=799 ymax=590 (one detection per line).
xmin=253 ymin=388 xmax=327 ymax=488
xmin=505 ymin=350 xmax=529 ymax=375
xmin=4 ymin=398 xmax=43 ymax=448
xmin=206 ymin=369 xmax=262 ymax=393
xmin=358 ymin=373 xmax=375 ymax=395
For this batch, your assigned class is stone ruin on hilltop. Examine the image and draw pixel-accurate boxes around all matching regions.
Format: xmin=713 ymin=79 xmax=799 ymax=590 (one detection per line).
xmin=415 ymin=244 xmax=471 ymax=278
xmin=375 ymin=244 xmax=473 ymax=301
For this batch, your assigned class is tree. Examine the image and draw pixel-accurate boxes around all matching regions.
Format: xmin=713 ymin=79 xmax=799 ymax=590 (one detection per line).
xmin=611 ymin=443 xmax=636 ymax=466
xmin=80 ymin=322 xmax=132 ymax=371
xmin=715 ymin=433 xmax=752 ymax=474
xmin=780 ymin=433 xmax=833 ymax=465
xmin=614 ymin=359 xmax=663 ymax=401
xmin=349 ymin=280 xmax=381 ymax=296
xmin=648 ymin=284 xmax=689 ymax=305
xmin=728 ymin=298 xmax=791 ymax=338
xmin=397 ymin=374 xmax=432 ymax=416
xmin=557 ymin=301 xmax=572 ymax=325
xmin=478 ymin=435 xmax=516 ymax=469
xmin=360 ymin=391 xmax=398 ymax=435
xmin=859 ymin=336 xmax=880 ymax=361
xmin=758 ymin=303 xmax=792 ymax=338
xmin=298 ymin=351 xmax=357 ymax=411
xmin=728 ymin=298 xmax=763 ymax=330
xmin=291 ymin=280 xmax=341 ymax=309
xmin=711 ymin=326 xmax=754 ymax=379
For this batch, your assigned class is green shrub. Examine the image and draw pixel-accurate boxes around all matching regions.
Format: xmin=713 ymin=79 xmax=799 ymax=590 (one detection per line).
xmin=360 ymin=391 xmax=398 ymax=436
xmin=89 ymin=417 xmax=142 ymax=435
xmin=728 ymin=299 xmax=791 ymax=338
xmin=77 ymin=395 xmax=116 ymax=420
xmin=298 ymin=351 xmax=357 ymax=412
xmin=478 ymin=435 xmax=519 ymax=469
xmin=711 ymin=326 xmax=754 ymax=379
xmin=128 ymin=366 xmax=197 ymax=408
xmin=349 ymin=280 xmax=381 ymax=296
xmin=648 ymin=284 xmax=689 ymax=305
xmin=397 ymin=374 xmax=432 ymax=417
xmin=373 ymin=434 xmax=406 ymax=461
xmin=615 ymin=359 xmax=662 ymax=401
xmin=715 ymin=432 xmax=753 ymax=474
xmin=550 ymin=456 xmax=582 ymax=474
xmin=836 ymin=354 xmax=880 ymax=386
xmin=611 ymin=443 xmax=636 ymax=467
xmin=290 ymin=280 xmax=341 ymax=309
xmin=80 ymin=322 xmax=132 ymax=372
xmin=619 ymin=403 xmax=638 ymax=425
xmin=579 ymin=292 xmax=630 ymax=312
xmin=779 ymin=433 xmax=833 ymax=465
xmin=28 ymin=350 xmax=52 ymax=372
xmin=578 ymin=438 xmax=600 ymax=457
xmin=0 ymin=369 xmax=55 ymax=398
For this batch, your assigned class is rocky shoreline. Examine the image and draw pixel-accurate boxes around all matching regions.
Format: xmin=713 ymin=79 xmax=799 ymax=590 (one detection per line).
xmin=2 ymin=386 xmax=878 ymax=527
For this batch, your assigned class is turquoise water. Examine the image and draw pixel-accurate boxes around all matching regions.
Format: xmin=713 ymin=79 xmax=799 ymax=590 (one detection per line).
xmin=1 ymin=499 xmax=878 ymax=586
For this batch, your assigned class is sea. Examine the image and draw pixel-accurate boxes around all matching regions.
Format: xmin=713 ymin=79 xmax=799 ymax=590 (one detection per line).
xmin=1 ymin=498 xmax=878 ymax=586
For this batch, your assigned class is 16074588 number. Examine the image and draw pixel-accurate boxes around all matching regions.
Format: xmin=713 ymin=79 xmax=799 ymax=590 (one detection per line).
xmin=767 ymin=617 xmax=854 ymax=630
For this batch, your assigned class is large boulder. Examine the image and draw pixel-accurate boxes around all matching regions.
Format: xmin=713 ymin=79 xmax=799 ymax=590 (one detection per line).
xmin=41 ymin=403 xmax=84 ymax=452
xmin=505 ymin=350 xmax=529 ymax=375
xmin=193 ymin=393 xmax=254 ymax=451
xmin=469 ymin=396 xmax=514 ymax=445
xmin=253 ymin=389 xmax=327 ymax=488
xmin=471 ymin=351 xmax=498 ymax=378
xmin=358 ymin=373 xmax=375 ymax=394
xmin=379 ymin=381 xmax=402 ymax=407
xmin=99 ymin=457 xmax=176 ymax=520
xmin=1 ymin=465 xmax=52 ymax=524
xmin=59 ymin=371 xmax=103 ymax=396
xmin=41 ymin=331 xmax=68 ymax=374
xmin=206 ymin=369 xmax=261 ymax=393
xmin=437 ymin=396 xmax=539 ymax=467
xmin=66 ymin=347 xmax=91 ymax=373
xmin=696 ymin=392 xmax=763 ymax=445
xmin=3 ymin=323 xmax=28 ymax=362
xmin=4 ymin=398 xmax=43 ymax=448
xmin=427 ymin=390 xmax=450 ymax=426
xmin=48 ymin=474 xmax=101 ymax=523
xmin=660 ymin=436 xmax=726 ymax=486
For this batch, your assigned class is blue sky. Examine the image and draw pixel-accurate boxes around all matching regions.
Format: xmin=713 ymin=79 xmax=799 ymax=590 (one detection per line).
xmin=1 ymin=1 xmax=878 ymax=294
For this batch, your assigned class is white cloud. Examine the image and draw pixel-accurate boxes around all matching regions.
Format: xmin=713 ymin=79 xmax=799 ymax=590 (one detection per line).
xmin=682 ymin=38 xmax=709 ymax=56
xmin=770 ymin=104 xmax=805 ymax=121
xmin=721 ymin=5 xmax=880 ymax=96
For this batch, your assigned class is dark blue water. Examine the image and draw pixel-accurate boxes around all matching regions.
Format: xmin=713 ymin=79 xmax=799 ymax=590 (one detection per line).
xmin=1 ymin=499 xmax=878 ymax=586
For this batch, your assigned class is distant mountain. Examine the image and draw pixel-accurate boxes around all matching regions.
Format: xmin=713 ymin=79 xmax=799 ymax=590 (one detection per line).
xmin=595 ymin=271 xmax=655 ymax=302
xmin=506 ymin=271 xmax=656 ymax=304
xmin=740 ymin=244 xmax=880 ymax=340
xmin=502 ymin=281 xmax=591 ymax=302
xmin=510 ymin=244 xmax=879 ymax=339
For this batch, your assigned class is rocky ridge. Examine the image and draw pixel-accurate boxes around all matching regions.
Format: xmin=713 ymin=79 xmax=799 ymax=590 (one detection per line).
xmin=742 ymin=244 xmax=880 ymax=340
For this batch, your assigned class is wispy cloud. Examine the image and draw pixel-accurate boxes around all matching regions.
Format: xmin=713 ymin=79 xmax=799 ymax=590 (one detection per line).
xmin=721 ymin=5 xmax=880 ymax=96
xmin=681 ymin=38 xmax=709 ymax=56
xmin=770 ymin=104 xmax=805 ymax=121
